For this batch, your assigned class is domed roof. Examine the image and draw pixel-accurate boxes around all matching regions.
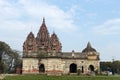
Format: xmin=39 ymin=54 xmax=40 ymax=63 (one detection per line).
xmin=82 ymin=42 xmax=96 ymax=53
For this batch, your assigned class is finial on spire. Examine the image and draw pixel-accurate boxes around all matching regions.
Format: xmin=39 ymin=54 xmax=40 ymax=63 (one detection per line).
xmin=43 ymin=17 xmax=45 ymax=23
xmin=87 ymin=42 xmax=91 ymax=48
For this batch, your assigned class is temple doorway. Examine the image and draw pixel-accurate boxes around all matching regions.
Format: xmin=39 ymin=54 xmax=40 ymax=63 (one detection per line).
xmin=70 ymin=63 xmax=77 ymax=73
xmin=39 ymin=64 xmax=45 ymax=73
xmin=89 ymin=65 xmax=94 ymax=72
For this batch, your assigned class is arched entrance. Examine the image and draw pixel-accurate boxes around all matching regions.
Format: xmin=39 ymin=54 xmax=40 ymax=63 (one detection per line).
xmin=39 ymin=64 xmax=45 ymax=73
xmin=70 ymin=63 xmax=77 ymax=73
xmin=89 ymin=65 xmax=94 ymax=72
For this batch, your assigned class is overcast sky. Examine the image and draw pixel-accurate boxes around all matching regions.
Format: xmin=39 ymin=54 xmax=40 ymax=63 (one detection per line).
xmin=0 ymin=0 xmax=120 ymax=61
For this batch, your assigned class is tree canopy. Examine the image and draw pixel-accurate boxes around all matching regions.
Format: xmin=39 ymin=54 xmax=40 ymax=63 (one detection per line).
xmin=100 ymin=61 xmax=120 ymax=74
xmin=0 ymin=41 xmax=21 ymax=73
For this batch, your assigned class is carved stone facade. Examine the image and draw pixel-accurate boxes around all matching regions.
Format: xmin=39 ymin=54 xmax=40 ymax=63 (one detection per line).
xmin=22 ymin=18 xmax=100 ymax=75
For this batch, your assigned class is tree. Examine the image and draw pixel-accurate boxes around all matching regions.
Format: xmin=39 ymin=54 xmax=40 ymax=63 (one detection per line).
xmin=0 ymin=41 xmax=11 ymax=73
xmin=0 ymin=41 xmax=22 ymax=73
xmin=100 ymin=62 xmax=112 ymax=72
xmin=112 ymin=61 xmax=120 ymax=74
xmin=0 ymin=41 xmax=11 ymax=60
xmin=0 ymin=60 xmax=4 ymax=73
xmin=100 ymin=61 xmax=120 ymax=74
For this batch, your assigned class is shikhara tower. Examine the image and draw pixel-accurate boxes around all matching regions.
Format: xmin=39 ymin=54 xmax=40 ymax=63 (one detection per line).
xmin=23 ymin=18 xmax=61 ymax=54
xmin=22 ymin=18 xmax=100 ymax=75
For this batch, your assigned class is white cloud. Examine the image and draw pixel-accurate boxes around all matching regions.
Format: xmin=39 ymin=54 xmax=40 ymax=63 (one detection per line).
xmin=0 ymin=0 xmax=78 ymax=51
xmin=0 ymin=20 xmax=26 ymax=30
xmin=0 ymin=0 xmax=77 ymax=32
xmin=18 ymin=0 xmax=77 ymax=32
xmin=93 ymin=19 xmax=120 ymax=35
xmin=0 ymin=0 xmax=23 ymax=20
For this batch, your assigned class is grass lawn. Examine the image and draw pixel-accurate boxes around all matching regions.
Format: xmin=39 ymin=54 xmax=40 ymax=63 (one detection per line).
xmin=4 ymin=74 xmax=120 ymax=80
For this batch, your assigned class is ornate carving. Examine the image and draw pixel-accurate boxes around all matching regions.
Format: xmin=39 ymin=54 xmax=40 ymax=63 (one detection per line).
xmin=36 ymin=18 xmax=50 ymax=52
xmin=23 ymin=32 xmax=37 ymax=53
xmin=50 ymin=32 xmax=62 ymax=52
xmin=23 ymin=18 xmax=62 ymax=56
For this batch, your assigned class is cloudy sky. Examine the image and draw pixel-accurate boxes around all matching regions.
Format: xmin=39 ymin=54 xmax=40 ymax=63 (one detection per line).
xmin=0 ymin=0 xmax=120 ymax=61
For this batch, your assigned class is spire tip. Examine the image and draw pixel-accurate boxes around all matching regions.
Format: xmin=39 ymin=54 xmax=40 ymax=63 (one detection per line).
xmin=43 ymin=17 xmax=45 ymax=23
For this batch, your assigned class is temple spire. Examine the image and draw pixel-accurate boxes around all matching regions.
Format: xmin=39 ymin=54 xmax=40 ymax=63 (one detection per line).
xmin=40 ymin=17 xmax=46 ymax=28
xmin=50 ymin=32 xmax=61 ymax=52
xmin=52 ymin=31 xmax=56 ymax=35
xmin=43 ymin=17 xmax=45 ymax=23
xmin=87 ymin=42 xmax=91 ymax=48
xmin=82 ymin=42 xmax=96 ymax=52
xmin=36 ymin=18 xmax=50 ymax=51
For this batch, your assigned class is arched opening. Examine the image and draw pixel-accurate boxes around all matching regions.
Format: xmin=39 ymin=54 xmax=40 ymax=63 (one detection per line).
xmin=70 ymin=63 xmax=77 ymax=73
xmin=39 ymin=64 xmax=45 ymax=73
xmin=82 ymin=66 xmax=84 ymax=73
xmin=89 ymin=65 xmax=94 ymax=72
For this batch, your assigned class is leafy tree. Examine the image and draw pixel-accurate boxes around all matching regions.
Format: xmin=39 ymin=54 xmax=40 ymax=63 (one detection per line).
xmin=0 ymin=41 xmax=22 ymax=73
xmin=100 ymin=61 xmax=120 ymax=74
xmin=0 ymin=41 xmax=11 ymax=73
xmin=0 ymin=60 xmax=4 ymax=73
xmin=100 ymin=62 xmax=112 ymax=72
xmin=0 ymin=41 xmax=11 ymax=61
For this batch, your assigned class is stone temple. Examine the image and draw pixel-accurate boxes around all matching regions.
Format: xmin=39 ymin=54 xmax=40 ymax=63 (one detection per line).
xmin=22 ymin=18 xmax=100 ymax=75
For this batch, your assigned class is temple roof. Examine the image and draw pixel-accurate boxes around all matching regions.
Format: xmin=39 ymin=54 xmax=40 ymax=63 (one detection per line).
xmin=51 ymin=32 xmax=59 ymax=41
xmin=37 ymin=18 xmax=49 ymax=35
xmin=36 ymin=18 xmax=50 ymax=42
xmin=40 ymin=18 xmax=48 ymax=31
xmin=27 ymin=32 xmax=35 ymax=39
xmin=82 ymin=42 xmax=96 ymax=53
xmin=61 ymin=51 xmax=87 ymax=59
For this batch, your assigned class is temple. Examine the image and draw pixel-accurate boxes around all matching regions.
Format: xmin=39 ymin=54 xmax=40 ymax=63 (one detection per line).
xmin=22 ymin=18 xmax=100 ymax=75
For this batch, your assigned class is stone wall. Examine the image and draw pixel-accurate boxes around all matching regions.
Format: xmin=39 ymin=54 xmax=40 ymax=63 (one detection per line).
xmin=22 ymin=58 xmax=39 ymax=74
xmin=22 ymin=58 xmax=100 ymax=75
xmin=40 ymin=58 xmax=63 ymax=75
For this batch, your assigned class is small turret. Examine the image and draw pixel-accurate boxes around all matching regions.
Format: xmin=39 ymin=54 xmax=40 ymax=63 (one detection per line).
xmin=23 ymin=32 xmax=37 ymax=53
xmin=50 ymin=32 xmax=62 ymax=52
xmin=82 ymin=42 xmax=96 ymax=53
xmin=82 ymin=42 xmax=99 ymax=60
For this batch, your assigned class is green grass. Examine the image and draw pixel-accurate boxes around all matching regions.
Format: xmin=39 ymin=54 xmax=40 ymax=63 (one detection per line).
xmin=4 ymin=74 xmax=120 ymax=80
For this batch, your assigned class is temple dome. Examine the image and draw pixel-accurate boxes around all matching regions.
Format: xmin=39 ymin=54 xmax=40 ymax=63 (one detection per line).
xmin=82 ymin=42 xmax=96 ymax=52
